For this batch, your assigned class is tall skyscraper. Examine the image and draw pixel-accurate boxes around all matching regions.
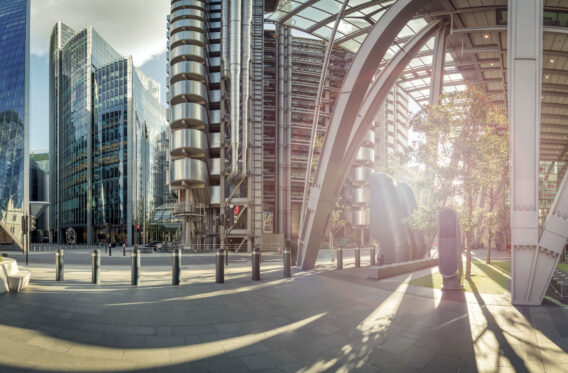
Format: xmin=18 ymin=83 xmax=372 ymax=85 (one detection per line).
xmin=262 ymin=29 xmax=351 ymax=247
xmin=167 ymin=0 xmax=265 ymax=250
xmin=0 ymin=0 xmax=30 ymax=248
xmin=49 ymin=22 xmax=167 ymax=245
xmin=165 ymin=2 xmax=411 ymax=251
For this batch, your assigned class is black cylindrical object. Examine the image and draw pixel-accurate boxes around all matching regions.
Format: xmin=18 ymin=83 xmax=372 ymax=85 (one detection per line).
xmin=92 ymin=250 xmax=101 ymax=284
xmin=283 ymin=248 xmax=291 ymax=277
xmin=123 ymin=244 xmax=126 ymax=257
xmin=172 ymin=249 xmax=181 ymax=285
xmin=109 ymin=244 xmax=112 ymax=256
xmin=355 ymin=247 xmax=361 ymax=268
xmin=131 ymin=248 xmax=140 ymax=286
xmin=370 ymin=246 xmax=376 ymax=266
xmin=337 ymin=247 xmax=343 ymax=270
xmin=252 ymin=247 xmax=260 ymax=281
xmin=216 ymin=249 xmax=224 ymax=283
xmin=225 ymin=248 xmax=229 ymax=266
xmin=55 ymin=249 xmax=64 ymax=281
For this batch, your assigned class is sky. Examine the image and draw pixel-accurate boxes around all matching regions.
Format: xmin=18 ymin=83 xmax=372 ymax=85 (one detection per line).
xmin=29 ymin=0 xmax=170 ymax=151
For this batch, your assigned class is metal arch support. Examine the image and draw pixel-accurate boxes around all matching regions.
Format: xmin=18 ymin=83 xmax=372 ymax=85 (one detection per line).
xmin=429 ymin=23 xmax=447 ymax=106
xmin=508 ymin=0 xmax=544 ymax=305
xmin=300 ymin=0 xmax=350 ymax=249
xmin=344 ymin=20 xmax=443 ymax=170
xmin=535 ymin=171 xmax=568 ymax=303
xmin=296 ymin=0 xmax=430 ymax=270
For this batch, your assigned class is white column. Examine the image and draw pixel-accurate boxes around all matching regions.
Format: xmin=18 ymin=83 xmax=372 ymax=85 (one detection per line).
xmin=508 ymin=0 xmax=543 ymax=305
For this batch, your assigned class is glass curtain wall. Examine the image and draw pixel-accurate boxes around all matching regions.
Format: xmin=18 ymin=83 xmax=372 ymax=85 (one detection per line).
xmin=0 ymin=0 xmax=29 ymax=248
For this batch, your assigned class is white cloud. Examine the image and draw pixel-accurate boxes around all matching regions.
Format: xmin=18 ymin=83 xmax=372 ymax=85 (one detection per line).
xmin=31 ymin=0 xmax=169 ymax=66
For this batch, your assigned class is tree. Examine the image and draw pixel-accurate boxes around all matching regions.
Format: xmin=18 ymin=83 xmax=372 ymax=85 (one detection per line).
xmin=327 ymin=196 xmax=348 ymax=262
xmin=409 ymin=85 xmax=509 ymax=278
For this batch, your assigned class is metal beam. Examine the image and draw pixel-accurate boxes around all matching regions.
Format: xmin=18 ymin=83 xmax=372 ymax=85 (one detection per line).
xmin=306 ymin=1 xmax=391 ymax=34
xmin=430 ymin=24 xmax=447 ymax=106
xmin=508 ymin=0 xmax=544 ymax=305
xmin=300 ymin=0 xmax=350 ymax=258
xmin=276 ymin=0 xmax=319 ymax=25
xmin=296 ymin=0 xmax=430 ymax=270
xmin=344 ymin=20 xmax=443 ymax=170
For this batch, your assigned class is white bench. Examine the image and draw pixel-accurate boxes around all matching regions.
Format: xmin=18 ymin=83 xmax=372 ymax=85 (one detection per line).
xmin=0 ymin=257 xmax=31 ymax=293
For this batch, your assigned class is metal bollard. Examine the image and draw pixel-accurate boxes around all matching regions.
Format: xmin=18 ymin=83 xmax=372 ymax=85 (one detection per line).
xmin=131 ymin=248 xmax=140 ymax=285
xmin=123 ymin=244 xmax=126 ymax=257
xmin=92 ymin=250 xmax=101 ymax=284
xmin=370 ymin=246 xmax=376 ymax=266
xmin=109 ymin=243 xmax=112 ymax=256
xmin=55 ymin=249 xmax=64 ymax=281
xmin=355 ymin=247 xmax=361 ymax=268
xmin=216 ymin=249 xmax=224 ymax=283
xmin=337 ymin=247 xmax=343 ymax=270
xmin=172 ymin=249 xmax=181 ymax=285
xmin=283 ymin=248 xmax=291 ymax=277
xmin=252 ymin=247 xmax=260 ymax=281
xmin=225 ymin=248 xmax=229 ymax=266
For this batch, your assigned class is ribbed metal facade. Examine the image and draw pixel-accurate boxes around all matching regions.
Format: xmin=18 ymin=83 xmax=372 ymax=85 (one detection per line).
xmin=167 ymin=0 xmax=226 ymax=249
xmin=262 ymin=30 xmax=350 ymax=247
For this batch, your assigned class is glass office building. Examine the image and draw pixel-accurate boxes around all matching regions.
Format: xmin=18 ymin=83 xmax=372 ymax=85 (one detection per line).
xmin=50 ymin=22 xmax=167 ymax=244
xmin=0 ymin=0 xmax=29 ymax=248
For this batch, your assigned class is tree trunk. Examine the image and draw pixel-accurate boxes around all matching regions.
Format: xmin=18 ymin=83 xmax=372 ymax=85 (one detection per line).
xmin=465 ymin=153 xmax=473 ymax=280
xmin=487 ymin=229 xmax=492 ymax=265
xmin=466 ymin=231 xmax=472 ymax=280
xmin=329 ymin=230 xmax=335 ymax=262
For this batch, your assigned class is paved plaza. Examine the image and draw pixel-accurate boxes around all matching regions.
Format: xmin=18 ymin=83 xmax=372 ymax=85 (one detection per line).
xmin=0 ymin=249 xmax=567 ymax=372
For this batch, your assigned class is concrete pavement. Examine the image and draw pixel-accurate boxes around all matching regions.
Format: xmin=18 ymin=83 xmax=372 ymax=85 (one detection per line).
xmin=0 ymin=250 xmax=566 ymax=372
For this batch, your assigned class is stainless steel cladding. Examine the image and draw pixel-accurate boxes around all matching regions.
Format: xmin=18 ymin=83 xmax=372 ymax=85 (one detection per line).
xmin=369 ymin=173 xmax=411 ymax=264
xmin=438 ymin=208 xmax=463 ymax=290
xmin=229 ymin=0 xmax=242 ymax=180
xmin=168 ymin=0 xmax=209 ymax=190
xmin=396 ymin=182 xmax=427 ymax=260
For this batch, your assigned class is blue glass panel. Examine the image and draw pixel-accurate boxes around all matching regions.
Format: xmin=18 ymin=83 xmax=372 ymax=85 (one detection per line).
xmin=0 ymin=0 xmax=28 ymax=245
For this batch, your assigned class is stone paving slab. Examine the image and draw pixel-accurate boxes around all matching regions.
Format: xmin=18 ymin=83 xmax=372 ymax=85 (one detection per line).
xmin=0 ymin=253 xmax=566 ymax=372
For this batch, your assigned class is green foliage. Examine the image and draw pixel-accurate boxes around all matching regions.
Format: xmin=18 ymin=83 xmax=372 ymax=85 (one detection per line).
xmin=409 ymin=85 xmax=509 ymax=276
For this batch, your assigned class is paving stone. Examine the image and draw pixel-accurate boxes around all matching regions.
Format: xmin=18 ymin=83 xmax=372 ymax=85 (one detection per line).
xmin=0 ymin=257 xmax=567 ymax=371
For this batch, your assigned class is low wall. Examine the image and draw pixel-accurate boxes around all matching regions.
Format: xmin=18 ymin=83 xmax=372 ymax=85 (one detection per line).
xmin=369 ymin=258 xmax=438 ymax=280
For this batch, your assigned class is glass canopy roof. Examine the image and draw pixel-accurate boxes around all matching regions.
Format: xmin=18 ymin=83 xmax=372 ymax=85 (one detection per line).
xmin=268 ymin=0 xmax=467 ymax=105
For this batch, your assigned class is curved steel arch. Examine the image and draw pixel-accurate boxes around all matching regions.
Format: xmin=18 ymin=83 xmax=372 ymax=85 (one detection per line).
xmin=343 ymin=20 xmax=443 ymax=174
xmin=296 ymin=0 xmax=432 ymax=270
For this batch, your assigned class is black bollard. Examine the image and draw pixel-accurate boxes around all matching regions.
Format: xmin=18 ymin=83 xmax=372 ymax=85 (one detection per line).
xmin=355 ymin=247 xmax=361 ymax=268
xmin=109 ymin=243 xmax=112 ymax=256
xmin=172 ymin=249 xmax=181 ymax=285
xmin=252 ymin=247 xmax=260 ymax=281
xmin=370 ymin=246 xmax=376 ymax=266
xmin=337 ymin=247 xmax=343 ymax=270
xmin=216 ymin=248 xmax=224 ymax=283
xmin=55 ymin=249 xmax=64 ymax=281
xmin=123 ymin=244 xmax=126 ymax=257
xmin=225 ymin=248 xmax=229 ymax=266
xmin=283 ymin=248 xmax=291 ymax=277
xmin=131 ymin=248 xmax=140 ymax=285
xmin=92 ymin=249 xmax=101 ymax=284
